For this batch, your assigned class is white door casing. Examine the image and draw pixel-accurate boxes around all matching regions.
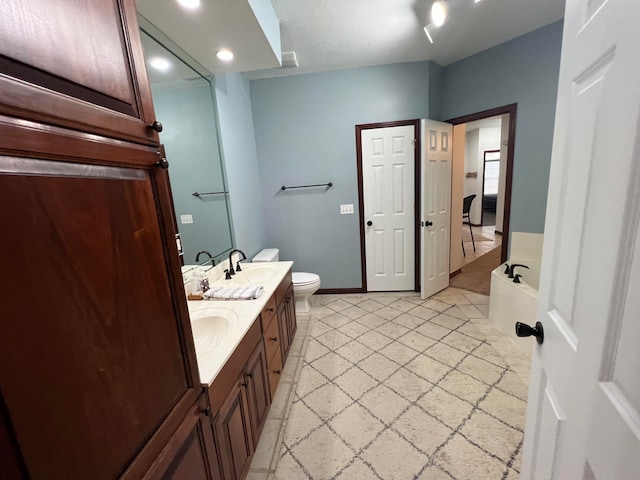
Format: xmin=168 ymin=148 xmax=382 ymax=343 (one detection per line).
xmin=521 ymin=0 xmax=640 ymax=478
xmin=421 ymin=119 xmax=452 ymax=299
xmin=362 ymin=125 xmax=415 ymax=291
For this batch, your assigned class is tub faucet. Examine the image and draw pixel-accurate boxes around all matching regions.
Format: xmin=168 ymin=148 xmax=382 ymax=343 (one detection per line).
xmin=227 ymin=249 xmax=247 ymax=276
xmin=195 ymin=250 xmax=215 ymax=264
xmin=508 ymin=263 xmax=529 ymax=278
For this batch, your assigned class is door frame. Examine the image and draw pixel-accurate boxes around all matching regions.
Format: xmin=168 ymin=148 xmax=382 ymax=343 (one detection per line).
xmin=355 ymin=119 xmax=421 ymax=293
xmin=446 ymin=103 xmax=517 ymax=263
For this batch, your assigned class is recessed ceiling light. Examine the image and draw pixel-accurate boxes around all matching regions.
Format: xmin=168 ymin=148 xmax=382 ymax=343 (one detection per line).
xmin=149 ymin=57 xmax=171 ymax=71
xmin=424 ymin=26 xmax=434 ymax=44
xmin=474 ymin=0 xmax=482 ymax=2
xmin=216 ymin=48 xmax=234 ymax=62
xmin=431 ymin=1 xmax=447 ymax=27
xmin=177 ymin=0 xmax=200 ymax=8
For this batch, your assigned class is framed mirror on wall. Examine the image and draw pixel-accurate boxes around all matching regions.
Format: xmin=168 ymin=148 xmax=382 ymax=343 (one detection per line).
xmin=138 ymin=17 xmax=235 ymax=266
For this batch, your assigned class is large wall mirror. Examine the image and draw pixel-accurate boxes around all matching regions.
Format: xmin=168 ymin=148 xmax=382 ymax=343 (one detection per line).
xmin=139 ymin=19 xmax=235 ymax=265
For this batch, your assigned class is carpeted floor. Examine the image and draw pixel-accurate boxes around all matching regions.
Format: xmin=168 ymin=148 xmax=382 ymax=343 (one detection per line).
xmin=272 ymin=290 xmax=527 ymax=479
xmin=450 ymin=247 xmax=502 ymax=296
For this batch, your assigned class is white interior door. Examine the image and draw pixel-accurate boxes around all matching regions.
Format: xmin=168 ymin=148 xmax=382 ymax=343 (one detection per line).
xmin=421 ymin=119 xmax=452 ymax=299
xmin=362 ymin=125 xmax=415 ymax=291
xmin=521 ymin=0 xmax=640 ymax=478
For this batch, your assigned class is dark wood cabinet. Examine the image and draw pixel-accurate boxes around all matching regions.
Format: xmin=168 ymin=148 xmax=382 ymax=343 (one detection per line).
xmin=244 ymin=341 xmax=271 ymax=446
xmin=144 ymin=395 xmax=222 ymax=480
xmin=213 ymin=377 xmax=255 ymax=480
xmin=0 ymin=1 xmax=208 ymax=478
xmin=276 ymin=282 xmax=297 ymax=361
xmin=0 ymin=0 xmax=159 ymax=145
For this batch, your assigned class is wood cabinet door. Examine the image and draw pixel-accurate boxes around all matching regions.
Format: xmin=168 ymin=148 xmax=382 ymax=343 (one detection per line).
xmin=0 ymin=125 xmax=200 ymax=480
xmin=285 ymin=285 xmax=298 ymax=343
xmin=277 ymin=300 xmax=291 ymax=361
xmin=143 ymin=396 xmax=222 ymax=480
xmin=244 ymin=341 xmax=271 ymax=446
xmin=213 ymin=377 xmax=254 ymax=480
xmin=0 ymin=0 xmax=159 ymax=145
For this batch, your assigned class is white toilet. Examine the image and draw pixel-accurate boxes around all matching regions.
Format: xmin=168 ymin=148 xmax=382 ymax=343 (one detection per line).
xmin=252 ymin=248 xmax=320 ymax=313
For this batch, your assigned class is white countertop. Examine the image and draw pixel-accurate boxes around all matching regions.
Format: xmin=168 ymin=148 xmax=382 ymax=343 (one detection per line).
xmin=186 ymin=260 xmax=293 ymax=386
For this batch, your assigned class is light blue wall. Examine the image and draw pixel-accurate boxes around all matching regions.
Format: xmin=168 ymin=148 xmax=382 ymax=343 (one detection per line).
xmin=251 ymin=62 xmax=433 ymax=288
xmin=152 ymin=84 xmax=234 ymax=264
xmin=440 ymin=21 xmax=563 ymax=235
xmin=215 ymin=73 xmax=266 ymax=259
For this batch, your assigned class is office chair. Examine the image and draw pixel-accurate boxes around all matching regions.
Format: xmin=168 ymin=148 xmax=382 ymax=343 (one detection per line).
xmin=461 ymin=194 xmax=476 ymax=257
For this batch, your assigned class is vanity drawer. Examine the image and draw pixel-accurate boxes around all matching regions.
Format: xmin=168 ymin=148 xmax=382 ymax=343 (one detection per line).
xmin=260 ymin=295 xmax=277 ymax=331
xmin=263 ymin=315 xmax=280 ymax=363
xmin=267 ymin=347 xmax=283 ymax=400
xmin=275 ymin=270 xmax=292 ymax=305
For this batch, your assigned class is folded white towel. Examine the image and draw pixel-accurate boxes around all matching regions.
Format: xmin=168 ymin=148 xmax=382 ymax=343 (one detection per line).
xmin=203 ymin=285 xmax=264 ymax=301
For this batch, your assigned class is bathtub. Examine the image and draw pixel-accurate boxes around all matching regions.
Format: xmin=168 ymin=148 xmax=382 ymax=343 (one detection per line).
xmin=488 ymin=258 xmax=541 ymax=358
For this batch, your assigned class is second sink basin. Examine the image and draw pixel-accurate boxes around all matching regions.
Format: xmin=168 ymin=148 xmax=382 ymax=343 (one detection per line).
xmin=190 ymin=307 xmax=239 ymax=355
xmin=228 ymin=265 xmax=278 ymax=286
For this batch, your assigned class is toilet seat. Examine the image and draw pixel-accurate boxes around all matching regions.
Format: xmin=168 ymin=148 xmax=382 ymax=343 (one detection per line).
xmin=292 ymin=272 xmax=320 ymax=286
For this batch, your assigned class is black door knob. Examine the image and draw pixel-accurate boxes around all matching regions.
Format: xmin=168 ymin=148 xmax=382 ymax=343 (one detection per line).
xmin=149 ymin=120 xmax=163 ymax=132
xmin=367 ymin=221 xmax=373 ymax=226
xmin=515 ymin=321 xmax=544 ymax=345
xmin=425 ymin=220 xmax=433 ymax=227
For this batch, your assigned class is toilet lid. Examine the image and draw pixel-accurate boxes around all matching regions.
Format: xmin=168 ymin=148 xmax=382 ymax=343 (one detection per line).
xmin=293 ymin=272 xmax=319 ymax=285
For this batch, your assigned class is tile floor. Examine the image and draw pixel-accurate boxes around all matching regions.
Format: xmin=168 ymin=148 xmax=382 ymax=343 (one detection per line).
xmin=462 ymin=225 xmax=502 ymax=267
xmin=247 ymin=288 xmax=531 ymax=480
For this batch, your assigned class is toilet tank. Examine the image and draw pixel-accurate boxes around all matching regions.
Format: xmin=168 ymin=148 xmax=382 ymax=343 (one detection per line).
xmin=252 ymin=248 xmax=279 ymax=262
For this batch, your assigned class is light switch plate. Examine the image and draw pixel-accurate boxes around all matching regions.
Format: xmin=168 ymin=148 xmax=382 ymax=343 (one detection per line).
xmin=340 ymin=204 xmax=354 ymax=215
xmin=180 ymin=214 xmax=193 ymax=224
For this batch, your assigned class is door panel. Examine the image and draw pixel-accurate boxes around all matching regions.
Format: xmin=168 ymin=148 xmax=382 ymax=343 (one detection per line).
xmin=214 ymin=379 xmax=254 ymax=480
xmin=420 ymin=120 xmax=452 ymax=299
xmin=0 ymin=0 xmax=158 ymax=145
xmin=0 ymin=154 xmax=196 ymax=480
xmin=362 ymin=125 xmax=416 ymax=291
xmin=244 ymin=341 xmax=271 ymax=446
xmin=521 ymin=0 xmax=640 ymax=477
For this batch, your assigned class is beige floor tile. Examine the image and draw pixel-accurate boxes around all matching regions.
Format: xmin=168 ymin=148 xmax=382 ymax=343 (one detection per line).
xmin=290 ymin=425 xmax=354 ymax=479
xmin=361 ymin=430 xmax=429 ymax=479
xmin=435 ymin=434 xmax=506 ymax=480
xmin=250 ymin=418 xmax=283 ymax=469
xmin=329 ymin=403 xmax=385 ymax=450
xmin=418 ymin=386 xmax=474 ymax=429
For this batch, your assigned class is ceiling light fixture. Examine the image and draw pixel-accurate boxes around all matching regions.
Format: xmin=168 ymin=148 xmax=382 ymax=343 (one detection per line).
xmin=216 ymin=48 xmax=234 ymax=62
xmin=431 ymin=1 xmax=447 ymax=27
xmin=149 ymin=57 xmax=171 ymax=71
xmin=423 ymin=26 xmax=434 ymax=44
xmin=177 ymin=0 xmax=200 ymax=8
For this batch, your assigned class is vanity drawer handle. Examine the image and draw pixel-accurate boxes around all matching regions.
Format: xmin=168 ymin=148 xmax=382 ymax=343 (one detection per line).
xmin=246 ymin=371 xmax=254 ymax=379
xmin=269 ymin=337 xmax=278 ymax=342
xmin=267 ymin=307 xmax=275 ymax=312
xmin=274 ymin=370 xmax=281 ymax=375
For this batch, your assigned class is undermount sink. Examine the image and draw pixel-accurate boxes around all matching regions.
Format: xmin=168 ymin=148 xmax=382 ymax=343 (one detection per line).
xmin=227 ymin=265 xmax=279 ymax=286
xmin=189 ymin=307 xmax=239 ymax=355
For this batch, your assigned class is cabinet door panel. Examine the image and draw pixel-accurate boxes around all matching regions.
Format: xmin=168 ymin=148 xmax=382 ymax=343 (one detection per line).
xmin=0 ymin=0 xmax=157 ymax=144
xmin=0 ymin=154 xmax=198 ymax=480
xmin=245 ymin=341 xmax=271 ymax=446
xmin=285 ymin=285 xmax=297 ymax=343
xmin=277 ymin=301 xmax=291 ymax=361
xmin=144 ymin=397 xmax=222 ymax=480
xmin=214 ymin=379 xmax=254 ymax=480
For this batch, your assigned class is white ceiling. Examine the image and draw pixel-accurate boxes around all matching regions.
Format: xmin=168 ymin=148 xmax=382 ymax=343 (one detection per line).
xmin=136 ymin=0 xmax=565 ymax=81
xmin=246 ymin=0 xmax=565 ymax=79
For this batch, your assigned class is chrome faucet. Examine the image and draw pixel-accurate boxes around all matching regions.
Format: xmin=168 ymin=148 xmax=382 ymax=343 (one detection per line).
xmin=227 ymin=249 xmax=247 ymax=276
xmin=508 ymin=263 xmax=529 ymax=278
xmin=195 ymin=250 xmax=215 ymax=264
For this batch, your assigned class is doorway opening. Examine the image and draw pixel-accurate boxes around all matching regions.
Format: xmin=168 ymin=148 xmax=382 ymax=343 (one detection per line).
xmin=448 ymin=104 xmax=517 ymax=268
